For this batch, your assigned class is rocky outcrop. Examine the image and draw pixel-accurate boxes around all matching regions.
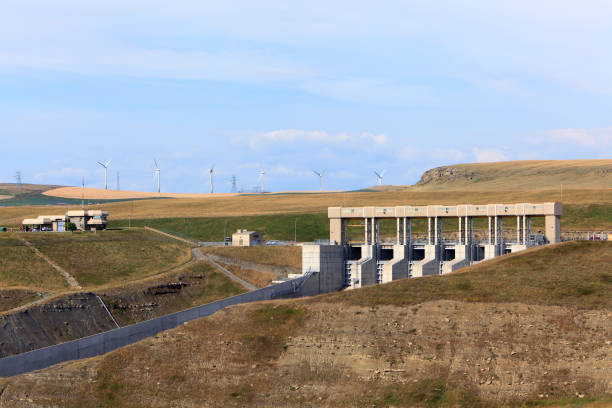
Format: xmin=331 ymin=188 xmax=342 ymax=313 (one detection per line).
xmin=416 ymin=166 xmax=476 ymax=185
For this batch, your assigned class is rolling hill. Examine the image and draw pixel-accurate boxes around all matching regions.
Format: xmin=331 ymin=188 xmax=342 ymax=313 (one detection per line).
xmin=411 ymin=159 xmax=612 ymax=191
xmin=0 ymin=241 xmax=610 ymax=407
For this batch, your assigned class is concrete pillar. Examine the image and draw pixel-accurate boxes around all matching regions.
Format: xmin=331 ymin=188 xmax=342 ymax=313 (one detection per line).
xmin=373 ymin=217 xmax=379 ymax=244
xmin=465 ymin=216 xmax=473 ymax=245
xmin=434 ymin=217 xmax=442 ymax=244
xmin=545 ymin=215 xmax=561 ymax=244
xmin=330 ymin=218 xmax=345 ymax=245
xmin=405 ymin=218 xmax=411 ymax=245
xmin=517 ymin=216 xmax=522 ymax=244
xmin=488 ymin=216 xmax=494 ymax=245
xmin=458 ymin=217 xmax=464 ymax=244
xmin=364 ymin=218 xmax=370 ymax=244
xmin=428 ymin=217 xmax=435 ymax=244
xmin=396 ymin=217 xmax=403 ymax=244
xmin=523 ymin=216 xmax=531 ymax=245
xmin=495 ymin=216 xmax=503 ymax=246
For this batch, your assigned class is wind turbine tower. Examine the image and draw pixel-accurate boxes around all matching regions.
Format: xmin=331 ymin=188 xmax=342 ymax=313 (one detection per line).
xmin=259 ymin=169 xmax=265 ymax=193
xmin=97 ymin=159 xmax=112 ymax=190
xmin=312 ymin=169 xmax=326 ymax=191
xmin=153 ymin=159 xmax=161 ymax=193
xmin=208 ymin=165 xmax=215 ymax=193
xmin=374 ymin=170 xmax=386 ymax=186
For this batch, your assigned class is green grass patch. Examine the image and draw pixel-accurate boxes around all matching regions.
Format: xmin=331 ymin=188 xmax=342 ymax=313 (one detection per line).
xmin=109 ymin=213 xmax=330 ymax=242
xmin=107 ymin=204 xmax=611 ymax=244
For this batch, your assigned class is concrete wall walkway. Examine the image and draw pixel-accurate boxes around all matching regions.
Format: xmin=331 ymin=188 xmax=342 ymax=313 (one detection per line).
xmin=0 ymin=274 xmax=314 ymax=377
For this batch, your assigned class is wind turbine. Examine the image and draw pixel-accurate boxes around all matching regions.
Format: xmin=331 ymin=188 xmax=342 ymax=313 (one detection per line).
xmin=153 ymin=159 xmax=161 ymax=193
xmin=208 ymin=164 xmax=215 ymax=193
xmin=312 ymin=169 xmax=326 ymax=191
xmin=258 ymin=169 xmax=265 ymax=193
xmin=374 ymin=170 xmax=386 ymax=186
xmin=97 ymin=159 xmax=112 ymax=190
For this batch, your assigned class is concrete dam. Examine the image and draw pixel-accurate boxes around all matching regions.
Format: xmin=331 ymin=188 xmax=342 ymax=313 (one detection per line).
xmin=301 ymin=202 xmax=562 ymax=291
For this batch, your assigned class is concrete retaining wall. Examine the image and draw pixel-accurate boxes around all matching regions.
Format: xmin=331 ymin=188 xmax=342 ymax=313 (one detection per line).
xmin=0 ymin=275 xmax=313 ymax=378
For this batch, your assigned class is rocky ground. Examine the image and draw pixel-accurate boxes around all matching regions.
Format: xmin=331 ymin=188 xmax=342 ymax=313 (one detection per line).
xmin=0 ymin=299 xmax=609 ymax=407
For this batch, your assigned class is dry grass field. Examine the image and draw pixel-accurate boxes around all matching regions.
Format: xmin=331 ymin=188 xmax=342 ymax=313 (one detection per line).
xmin=0 ymin=241 xmax=610 ymax=407
xmin=406 ymin=159 xmax=612 ymax=191
xmin=200 ymin=246 xmax=302 ymax=269
xmin=22 ymin=230 xmax=192 ymax=288
xmin=1 ymin=160 xmax=609 ymax=227
xmin=214 ymin=262 xmax=278 ymax=288
xmin=1 ymin=188 xmax=610 ymax=227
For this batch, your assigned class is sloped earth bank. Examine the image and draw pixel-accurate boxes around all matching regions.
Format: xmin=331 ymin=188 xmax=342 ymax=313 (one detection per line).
xmin=0 ymin=300 xmax=610 ymax=407
xmin=0 ymin=293 xmax=116 ymax=358
xmin=0 ymin=261 xmax=246 ymax=358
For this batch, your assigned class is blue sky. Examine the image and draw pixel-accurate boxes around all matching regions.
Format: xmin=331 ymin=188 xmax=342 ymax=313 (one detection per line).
xmin=1 ymin=1 xmax=611 ymax=192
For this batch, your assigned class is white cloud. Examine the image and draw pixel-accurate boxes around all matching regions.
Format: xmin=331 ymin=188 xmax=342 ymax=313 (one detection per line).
xmin=471 ymin=148 xmax=509 ymax=162
xmin=546 ymin=127 xmax=612 ymax=147
xmin=33 ymin=167 xmax=88 ymax=182
xmin=301 ymin=79 xmax=437 ymax=105
xmin=431 ymin=148 xmax=466 ymax=161
xmin=397 ymin=147 xmax=420 ymax=160
xmin=249 ymin=129 xmax=388 ymax=149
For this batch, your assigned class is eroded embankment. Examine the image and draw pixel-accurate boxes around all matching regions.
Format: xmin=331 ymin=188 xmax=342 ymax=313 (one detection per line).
xmin=0 ymin=260 xmax=248 ymax=357
xmin=0 ymin=299 xmax=610 ymax=407
xmin=0 ymin=293 xmax=116 ymax=358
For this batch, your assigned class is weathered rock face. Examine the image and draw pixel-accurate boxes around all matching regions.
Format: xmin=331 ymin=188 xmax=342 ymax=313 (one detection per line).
xmin=0 ymin=293 xmax=116 ymax=358
xmin=416 ymin=166 xmax=475 ymax=185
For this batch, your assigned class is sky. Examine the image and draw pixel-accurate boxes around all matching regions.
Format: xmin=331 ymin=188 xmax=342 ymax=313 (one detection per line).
xmin=1 ymin=1 xmax=611 ymax=193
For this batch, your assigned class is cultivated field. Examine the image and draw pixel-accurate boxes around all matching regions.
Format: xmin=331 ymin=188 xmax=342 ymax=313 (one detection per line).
xmin=43 ymin=186 xmax=240 ymax=200
xmin=1 ymin=241 xmax=609 ymax=407
xmin=22 ymin=230 xmax=192 ymax=288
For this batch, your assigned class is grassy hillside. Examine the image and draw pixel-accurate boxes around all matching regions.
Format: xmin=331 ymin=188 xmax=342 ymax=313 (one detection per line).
xmin=412 ymin=160 xmax=612 ymax=191
xmin=0 ymin=236 xmax=68 ymax=291
xmin=23 ymin=230 xmax=192 ymax=288
xmin=1 ymin=241 xmax=610 ymax=407
xmin=329 ymin=240 xmax=612 ymax=310
xmin=200 ymin=246 xmax=302 ymax=269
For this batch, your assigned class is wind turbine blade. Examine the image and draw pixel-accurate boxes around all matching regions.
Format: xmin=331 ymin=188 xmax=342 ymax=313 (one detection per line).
xmin=97 ymin=161 xmax=105 ymax=167
xmin=106 ymin=159 xmax=112 ymax=167
xmin=374 ymin=171 xmax=381 ymax=178
xmin=154 ymin=159 xmax=158 ymax=168
xmin=322 ymin=168 xmax=326 ymax=176
xmin=381 ymin=170 xmax=386 ymax=177
xmin=312 ymin=170 xmax=320 ymax=176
